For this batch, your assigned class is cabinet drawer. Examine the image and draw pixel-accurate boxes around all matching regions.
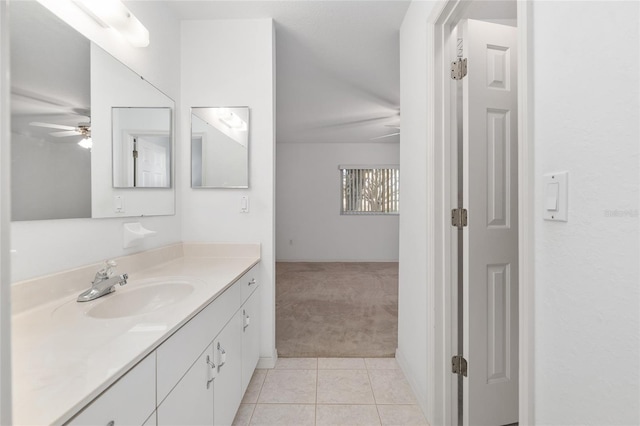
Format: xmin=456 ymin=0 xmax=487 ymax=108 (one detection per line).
xmin=156 ymin=281 xmax=241 ymax=403
xmin=67 ymin=354 xmax=156 ymax=426
xmin=240 ymin=265 xmax=259 ymax=304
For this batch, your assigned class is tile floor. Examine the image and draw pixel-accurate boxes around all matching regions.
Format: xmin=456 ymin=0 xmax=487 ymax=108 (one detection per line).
xmin=232 ymin=357 xmax=428 ymax=426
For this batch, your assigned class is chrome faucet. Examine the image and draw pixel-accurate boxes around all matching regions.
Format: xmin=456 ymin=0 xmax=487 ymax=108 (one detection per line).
xmin=77 ymin=260 xmax=128 ymax=302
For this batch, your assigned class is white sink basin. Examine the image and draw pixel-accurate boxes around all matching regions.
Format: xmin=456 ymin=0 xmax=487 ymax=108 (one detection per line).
xmin=50 ymin=277 xmax=201 ymax=322
xmin=87 ymin=281 xmax=195 ymax=319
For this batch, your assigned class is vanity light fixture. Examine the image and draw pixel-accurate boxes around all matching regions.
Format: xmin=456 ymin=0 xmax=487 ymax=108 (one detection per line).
xmin=74 ymin=0 xmax=150 ymax=47
xmin=217 ymin=109 xmax=246 ymax=130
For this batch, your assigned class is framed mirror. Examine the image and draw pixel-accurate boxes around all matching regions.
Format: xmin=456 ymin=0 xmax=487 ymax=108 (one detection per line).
xmin=112 ymin=107 xmax=172 ymax=188
xmin=191 ymin=107 xmax=249 ymax=188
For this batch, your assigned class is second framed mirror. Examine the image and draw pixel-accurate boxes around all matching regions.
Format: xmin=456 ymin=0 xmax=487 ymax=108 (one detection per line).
xmin=191 ymin=107 xmax=249 ymax=188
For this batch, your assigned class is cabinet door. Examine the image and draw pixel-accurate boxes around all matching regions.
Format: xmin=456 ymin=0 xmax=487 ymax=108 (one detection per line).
xmin=68 ymin=354 xmax=156 ymax=426
xmin=157 ymin=344 xmax=215 ymax=426
xmin=241 ymin=285 xmax=261 ymax=394
xmin=213 ymin=311 xmax=243 ymax=426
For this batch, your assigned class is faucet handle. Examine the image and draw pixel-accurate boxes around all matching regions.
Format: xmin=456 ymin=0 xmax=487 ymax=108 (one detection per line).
xmin=97 ymin=260 xmax=117 ymax=278
xmin=104 ymin=259 xmax=117 ymax=275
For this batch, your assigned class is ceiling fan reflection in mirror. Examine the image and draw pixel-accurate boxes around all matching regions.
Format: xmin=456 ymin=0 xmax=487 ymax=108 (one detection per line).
xmin=370 ymin=123 xmax=400 ymax=141
xmin=29 ymin=121 xmax=93 ymax=149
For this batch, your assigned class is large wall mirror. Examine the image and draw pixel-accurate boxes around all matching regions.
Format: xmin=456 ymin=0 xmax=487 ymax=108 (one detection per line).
xmin=191 ymin=107 xmax=249 ymax=188
xmin=10 ymin=1 xmax=175 ymax=221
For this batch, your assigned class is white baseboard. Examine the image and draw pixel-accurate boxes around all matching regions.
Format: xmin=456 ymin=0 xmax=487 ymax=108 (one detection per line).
xmin=396 ymin=348 xmax=429 ymax=421
xmin=257 ymin=348 xmax=278 ymax=369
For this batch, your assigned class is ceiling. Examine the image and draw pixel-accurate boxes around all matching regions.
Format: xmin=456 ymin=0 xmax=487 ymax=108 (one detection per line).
xmin=164 ymin=1 xmax=411 ymax=144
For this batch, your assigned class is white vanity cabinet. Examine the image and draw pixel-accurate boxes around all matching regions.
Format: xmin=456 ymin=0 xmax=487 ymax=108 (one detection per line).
xmin=67 ymin=354 xmax=156 ymax=426
xmin=156 ymin=280 xmax=242 ymax=404
xmin=157 ymin=264 xmax=260 ymax=426
xmin=66 ymin=264 xmax=261 ymax=426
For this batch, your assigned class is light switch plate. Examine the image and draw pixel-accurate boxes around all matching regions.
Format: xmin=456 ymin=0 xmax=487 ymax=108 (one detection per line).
xmin=543 ymin=172 xmax=568 ymax=221
xmin=115 ymin=195 xmax=125 ymax=213
xmin=240 ymin=196 xmax=250 ymax=213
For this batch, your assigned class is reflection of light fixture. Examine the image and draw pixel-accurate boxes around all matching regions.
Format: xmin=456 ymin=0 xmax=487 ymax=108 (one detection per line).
xmin=78 ymin=137 xmax=92 ymax=149
xmin=74 ymin=0 xmax=150 ymax=47
xmin=217 ymin=109 xmax=246 ymax=129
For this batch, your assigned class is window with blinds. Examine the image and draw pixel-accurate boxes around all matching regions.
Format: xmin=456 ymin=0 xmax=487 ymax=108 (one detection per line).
xmin=340 ymin=165 xmax=400 ymax=215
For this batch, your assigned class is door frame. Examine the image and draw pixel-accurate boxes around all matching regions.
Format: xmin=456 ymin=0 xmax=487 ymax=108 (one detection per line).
xmin=425 ymin=1 xmax=534 ymax=424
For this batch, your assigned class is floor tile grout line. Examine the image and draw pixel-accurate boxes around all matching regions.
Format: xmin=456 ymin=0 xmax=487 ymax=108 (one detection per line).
xmin=366 ymin=361 xmax=384 ymax=425
xmin=315 ymin=357 xmax=318 ymax=426
xmin=247 ymin=370 xmax=267 ymax=425
xmin=246 ymin=403 xmax=256 ymax=426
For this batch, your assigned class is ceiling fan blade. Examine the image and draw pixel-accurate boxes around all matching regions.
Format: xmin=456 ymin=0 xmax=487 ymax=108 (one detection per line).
xmin=312 ymin=115 xmax=398 ymax=130
xmin=370 ymin=132 xmax=400 ymax=141
xmin=29 ymin=121 xmax=76 ymax=131
xmin=50 ymin=130 xmax=81 ymax=138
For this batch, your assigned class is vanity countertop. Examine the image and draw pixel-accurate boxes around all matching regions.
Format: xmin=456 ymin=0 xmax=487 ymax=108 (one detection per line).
xmin=11 ymin=243 xmax=260 ymax=426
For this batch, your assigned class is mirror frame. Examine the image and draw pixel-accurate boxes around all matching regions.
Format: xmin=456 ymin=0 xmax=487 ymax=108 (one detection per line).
xmin=190 ymin=106 xmax=250 ymax=189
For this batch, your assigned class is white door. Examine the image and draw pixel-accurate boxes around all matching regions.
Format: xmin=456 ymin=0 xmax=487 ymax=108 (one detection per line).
xmin=462 ymin=19 xmax=518 ymax=426
xmin=136 ymin=136 xmax=168 ymax=187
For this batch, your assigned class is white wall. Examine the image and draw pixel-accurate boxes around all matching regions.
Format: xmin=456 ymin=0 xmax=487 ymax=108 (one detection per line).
xmin=532 ymin=2 xmax=639 ymax=424
xmin=180 ymin=19 xmax=276 ymax=366
xmin=397 ymin=1 xmax=437 ymax=418
xmin=276 ymin=142 xmax=399 ymax=261
xmin=10 ymin=2 xmax=182 ymax=282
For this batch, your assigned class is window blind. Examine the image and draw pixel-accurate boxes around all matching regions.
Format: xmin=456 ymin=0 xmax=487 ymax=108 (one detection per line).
xmin=339 ymin=165 xmax=399 ymax=215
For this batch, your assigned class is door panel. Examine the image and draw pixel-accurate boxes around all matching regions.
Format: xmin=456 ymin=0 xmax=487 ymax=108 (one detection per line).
xmin=137 ymin=136 xmax=168 ymax=187
xmin=462 ymin=19 xmax=518 ymax=426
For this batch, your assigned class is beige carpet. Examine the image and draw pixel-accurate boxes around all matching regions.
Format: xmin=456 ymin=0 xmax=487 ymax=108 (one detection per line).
xmin=276 ymin=262 xmax=398 ymax=358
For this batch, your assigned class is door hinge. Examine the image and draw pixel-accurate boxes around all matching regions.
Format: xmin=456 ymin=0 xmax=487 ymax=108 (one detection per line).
xmin=451 ymin=58 xmax=468 ymax=80
xmin=452 ymin=355 xmax=468 ymax=377
xmin=451 ymin=208 xmax=468 ymax=229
